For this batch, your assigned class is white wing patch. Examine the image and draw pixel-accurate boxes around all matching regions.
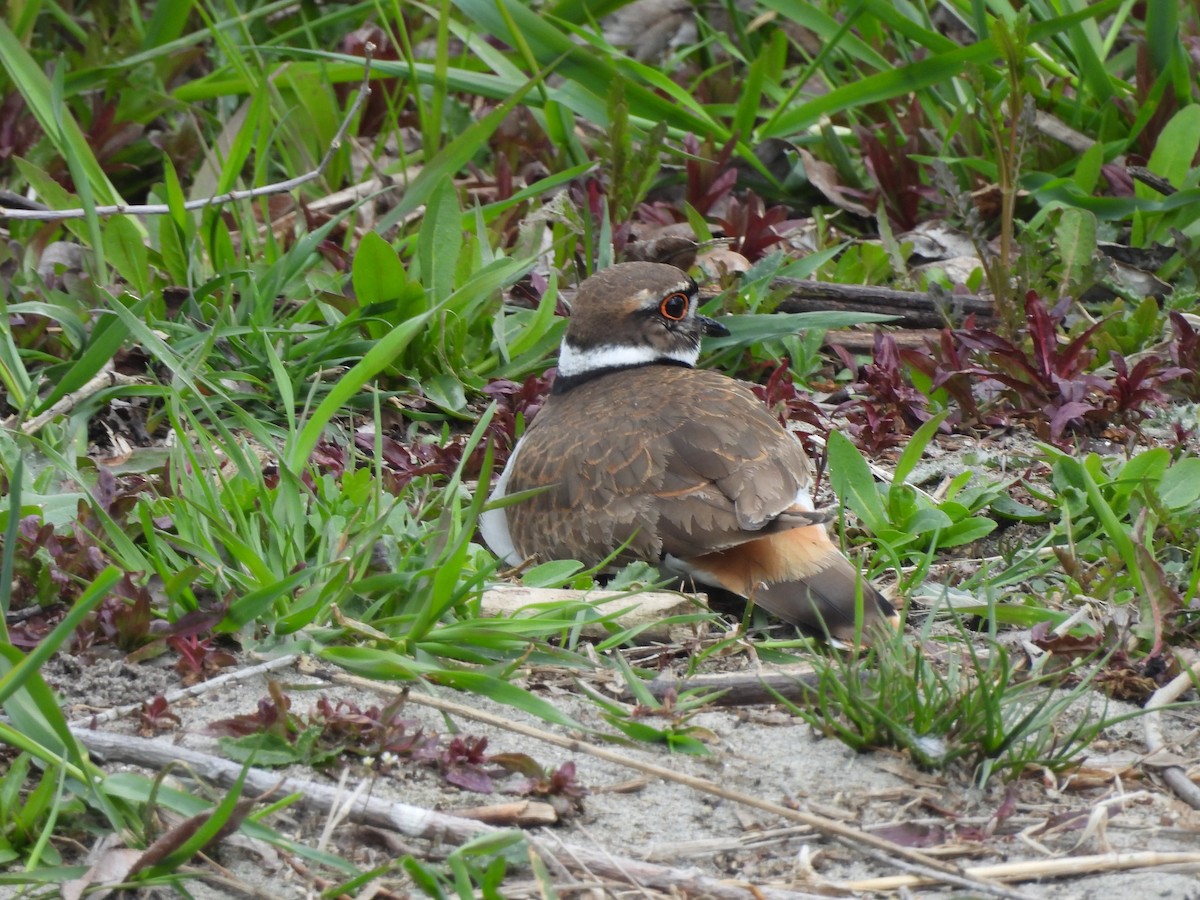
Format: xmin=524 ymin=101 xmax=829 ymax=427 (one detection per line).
xmin=478 ymin=441 xmax=522 ymax=566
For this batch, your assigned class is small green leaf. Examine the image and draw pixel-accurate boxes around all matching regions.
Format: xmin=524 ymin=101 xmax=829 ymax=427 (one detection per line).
xmin=938 ymin=517 xmax=997 ymax=548
xmin=418 ymin=177 xmax=463 ymax=303
xmin=1111 ymin=448 xmax=1170 ymax=507
xmin=161 ymin=155 xmax=189 ymax=234
xmin=1158 ymin=458 xmax=1200 ymax=510
xmin=905 ymin=507 xmax=954 ymax=536
xmin=989 ymin=494 xmax=1048 ymax=522
xmin=102 ymin=215 xmax=150 ymax=296
xmin=827 ymin=431 xmax=888 ymax=535
xmin=1073 ymin=142 xmax=1104 ymax=194
xmin=521 ymin=560 xmax=585 ymax=588
xmin=217 ymin=733 xmax=303 ymax=766
xmin=352 ymin=231 xmax=409 ymax=306
xmin=1055 ymin=208 xmax=1097 ymax=292
xmin=892 ymin=412 xmax=947 ymax=487
xmin=422 ymin=372 xmax=468 ymax=412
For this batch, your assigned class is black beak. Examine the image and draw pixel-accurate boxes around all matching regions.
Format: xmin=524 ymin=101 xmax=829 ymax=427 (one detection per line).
xmin=700 ymin=315 xmax=730 ymax=337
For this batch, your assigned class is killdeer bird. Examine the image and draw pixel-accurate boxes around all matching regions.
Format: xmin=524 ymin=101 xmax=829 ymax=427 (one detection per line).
xmin=480 ymin=262 xmax=896 ymax=641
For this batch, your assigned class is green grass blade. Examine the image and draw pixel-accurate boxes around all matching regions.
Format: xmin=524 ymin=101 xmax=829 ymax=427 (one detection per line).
xmin=286 ymin=311 xmax=434 ymax=472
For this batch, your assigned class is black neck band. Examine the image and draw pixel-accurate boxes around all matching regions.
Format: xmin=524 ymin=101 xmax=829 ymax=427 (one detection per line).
xmin=551 ymin=358 xmax=693 ymax=395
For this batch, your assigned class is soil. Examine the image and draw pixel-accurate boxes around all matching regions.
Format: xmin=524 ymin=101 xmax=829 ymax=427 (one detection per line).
xmin=35 ymin=635 xmax=1200 ymax=899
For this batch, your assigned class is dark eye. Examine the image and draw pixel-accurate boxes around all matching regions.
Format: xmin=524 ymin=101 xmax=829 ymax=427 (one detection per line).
xmin=660 ymin=292 xmax=689 ymax=321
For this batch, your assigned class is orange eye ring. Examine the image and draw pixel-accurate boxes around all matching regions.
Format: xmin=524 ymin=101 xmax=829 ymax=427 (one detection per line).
xmin=660 ymin=292 xmax=689 ymax=321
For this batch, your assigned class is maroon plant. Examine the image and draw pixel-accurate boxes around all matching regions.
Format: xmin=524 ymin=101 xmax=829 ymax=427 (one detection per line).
xmin=748 ymin=360 xmax=827 ymax=457
xmin=751 ymin=362 xmax=825 ymax=423
xmin=208 ymin=681 xmax=299 ymax=741
xmin=1103 ymin=352 xmax=1184 ymax=431
xmin=569 ymin=176 xmax=633 ymax=256
xmin=87 ymin=575 xmax=154 ymax=652
xmin=489 ymin=754 xmax=587 ymax=815
xmin=353 ymin=431 xmax=473 ymax=492
xmin=637 ymin=132 xmax=739 ymax=226
xmin=954 ymin=293 xmax=1111 ymax=442
xmin=839 ymin=396 xmax=913 ymax=455
xmin=481 ymin=370 xmax=556 ymax=464
xmin=715 ymin=191 xmax=803 ymax=261
xmin=681 ymin=132 xmax=739 ymax=216
xmin=1166 ymin=312 xmax=1200 ymax=400
xmin=833 ymin=332 xmax=931 ymax=453
xmin=139 ymin=696 xmax=181 ymax=735
xmin=311 ymin=697 xmax=436 ymax=759
xmin=209 ymin=691 xmax=583 ymax=810
xmin=0 ymin=91 xmax=40 ymax=167
xmin=854 ymin=102 xmax=937 ymax=230
xmin=437 ymin=735 xmax=496 ymax=792
xmin=901 ymin=327 xmax=987 ymax=427
xmin=11 ymin=514 xmax=109 ymax=619
xmin=166 ymin=634 xmax=237 ymax=685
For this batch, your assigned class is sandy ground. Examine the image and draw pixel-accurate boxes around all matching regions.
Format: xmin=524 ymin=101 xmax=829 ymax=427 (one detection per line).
xmin=37 ymin=646 xmax=1200 ymax=899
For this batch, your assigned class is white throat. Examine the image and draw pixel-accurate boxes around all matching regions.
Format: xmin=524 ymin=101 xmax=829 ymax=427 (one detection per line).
xmin=556 ymin=342 xmax=698 ymax=378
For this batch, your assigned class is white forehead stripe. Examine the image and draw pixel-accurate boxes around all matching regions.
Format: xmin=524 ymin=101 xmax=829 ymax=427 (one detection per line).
xmin=556 ymin=342 xmax=699 ymax=377
xmin=635 ymin=282 xmax=694 ymax=301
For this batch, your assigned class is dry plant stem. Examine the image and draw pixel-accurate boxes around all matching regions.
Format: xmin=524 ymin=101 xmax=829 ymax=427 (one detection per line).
xmin=2 ymin=366 xmax=144 ymax=434
xmin=73 ymin=654 xmax=300 ymax=726
xmin=71 ymin=728 xmax=812 ymax=900
xmin=1143 ymin=659 xmax=1200 ymax=810
xmin=841 ymin=850 xmax=1200 ymax=891
xmin=333 ymin=674 xmax=1034 ymax=900
xmin=0 ymin=47 xmax=376 ymax=222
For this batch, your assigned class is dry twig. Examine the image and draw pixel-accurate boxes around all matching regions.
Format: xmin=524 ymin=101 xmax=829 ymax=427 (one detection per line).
xmin=2 ymin=365 xmax=145 ymax=435
xmin=1143 ymin=659 xmax=1200 ymax=810
xmin=0 ymin=48 xmax=376 ymax=222
xmin=841 ymin=850 xmax=1200 ymax=891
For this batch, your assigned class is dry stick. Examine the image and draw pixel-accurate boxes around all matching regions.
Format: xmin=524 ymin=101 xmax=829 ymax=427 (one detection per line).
xmin=0 ymin=48 xmax=376 ymax=223
xmin=2 ymin=366 xmax=144 ymax=435
xmin=1143 ymin=659 xmax=1200 ymax=810
xmin=772 ymin=278 xmax=995 ymax=328
xmin=841 ymin=850 xmax=1200 ymax=891
xmin=332 ymin=673 xmax=1035 ymax=900
xmin=70 ymin=728 xmax=817 ymax=900
xmin=74 ymin=653 xmax=300 ymax=727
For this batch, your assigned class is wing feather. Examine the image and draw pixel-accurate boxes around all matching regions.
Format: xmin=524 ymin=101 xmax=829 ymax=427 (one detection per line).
xmin=503 ymin=366 xmax=816 ymax=565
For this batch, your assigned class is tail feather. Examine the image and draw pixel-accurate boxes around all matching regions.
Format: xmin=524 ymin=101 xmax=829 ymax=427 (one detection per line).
xmin=687 ymin=526 xmax=897 ymax=642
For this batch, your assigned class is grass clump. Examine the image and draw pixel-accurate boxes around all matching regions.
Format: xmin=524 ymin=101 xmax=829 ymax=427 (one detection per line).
xmin=787 ymin=619 xmax=1118 ymax=786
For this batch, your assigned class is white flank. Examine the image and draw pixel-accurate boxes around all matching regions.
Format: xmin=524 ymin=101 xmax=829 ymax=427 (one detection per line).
xmin=661 ymin=553 xmax=720 ymax=588
xmin=792 ymin=486 xmax=814 ymax=511
xmin=556 ymin=341 xmax=698 ymax=378
xmin=478 ymin=440 xmax=522 ymax=566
